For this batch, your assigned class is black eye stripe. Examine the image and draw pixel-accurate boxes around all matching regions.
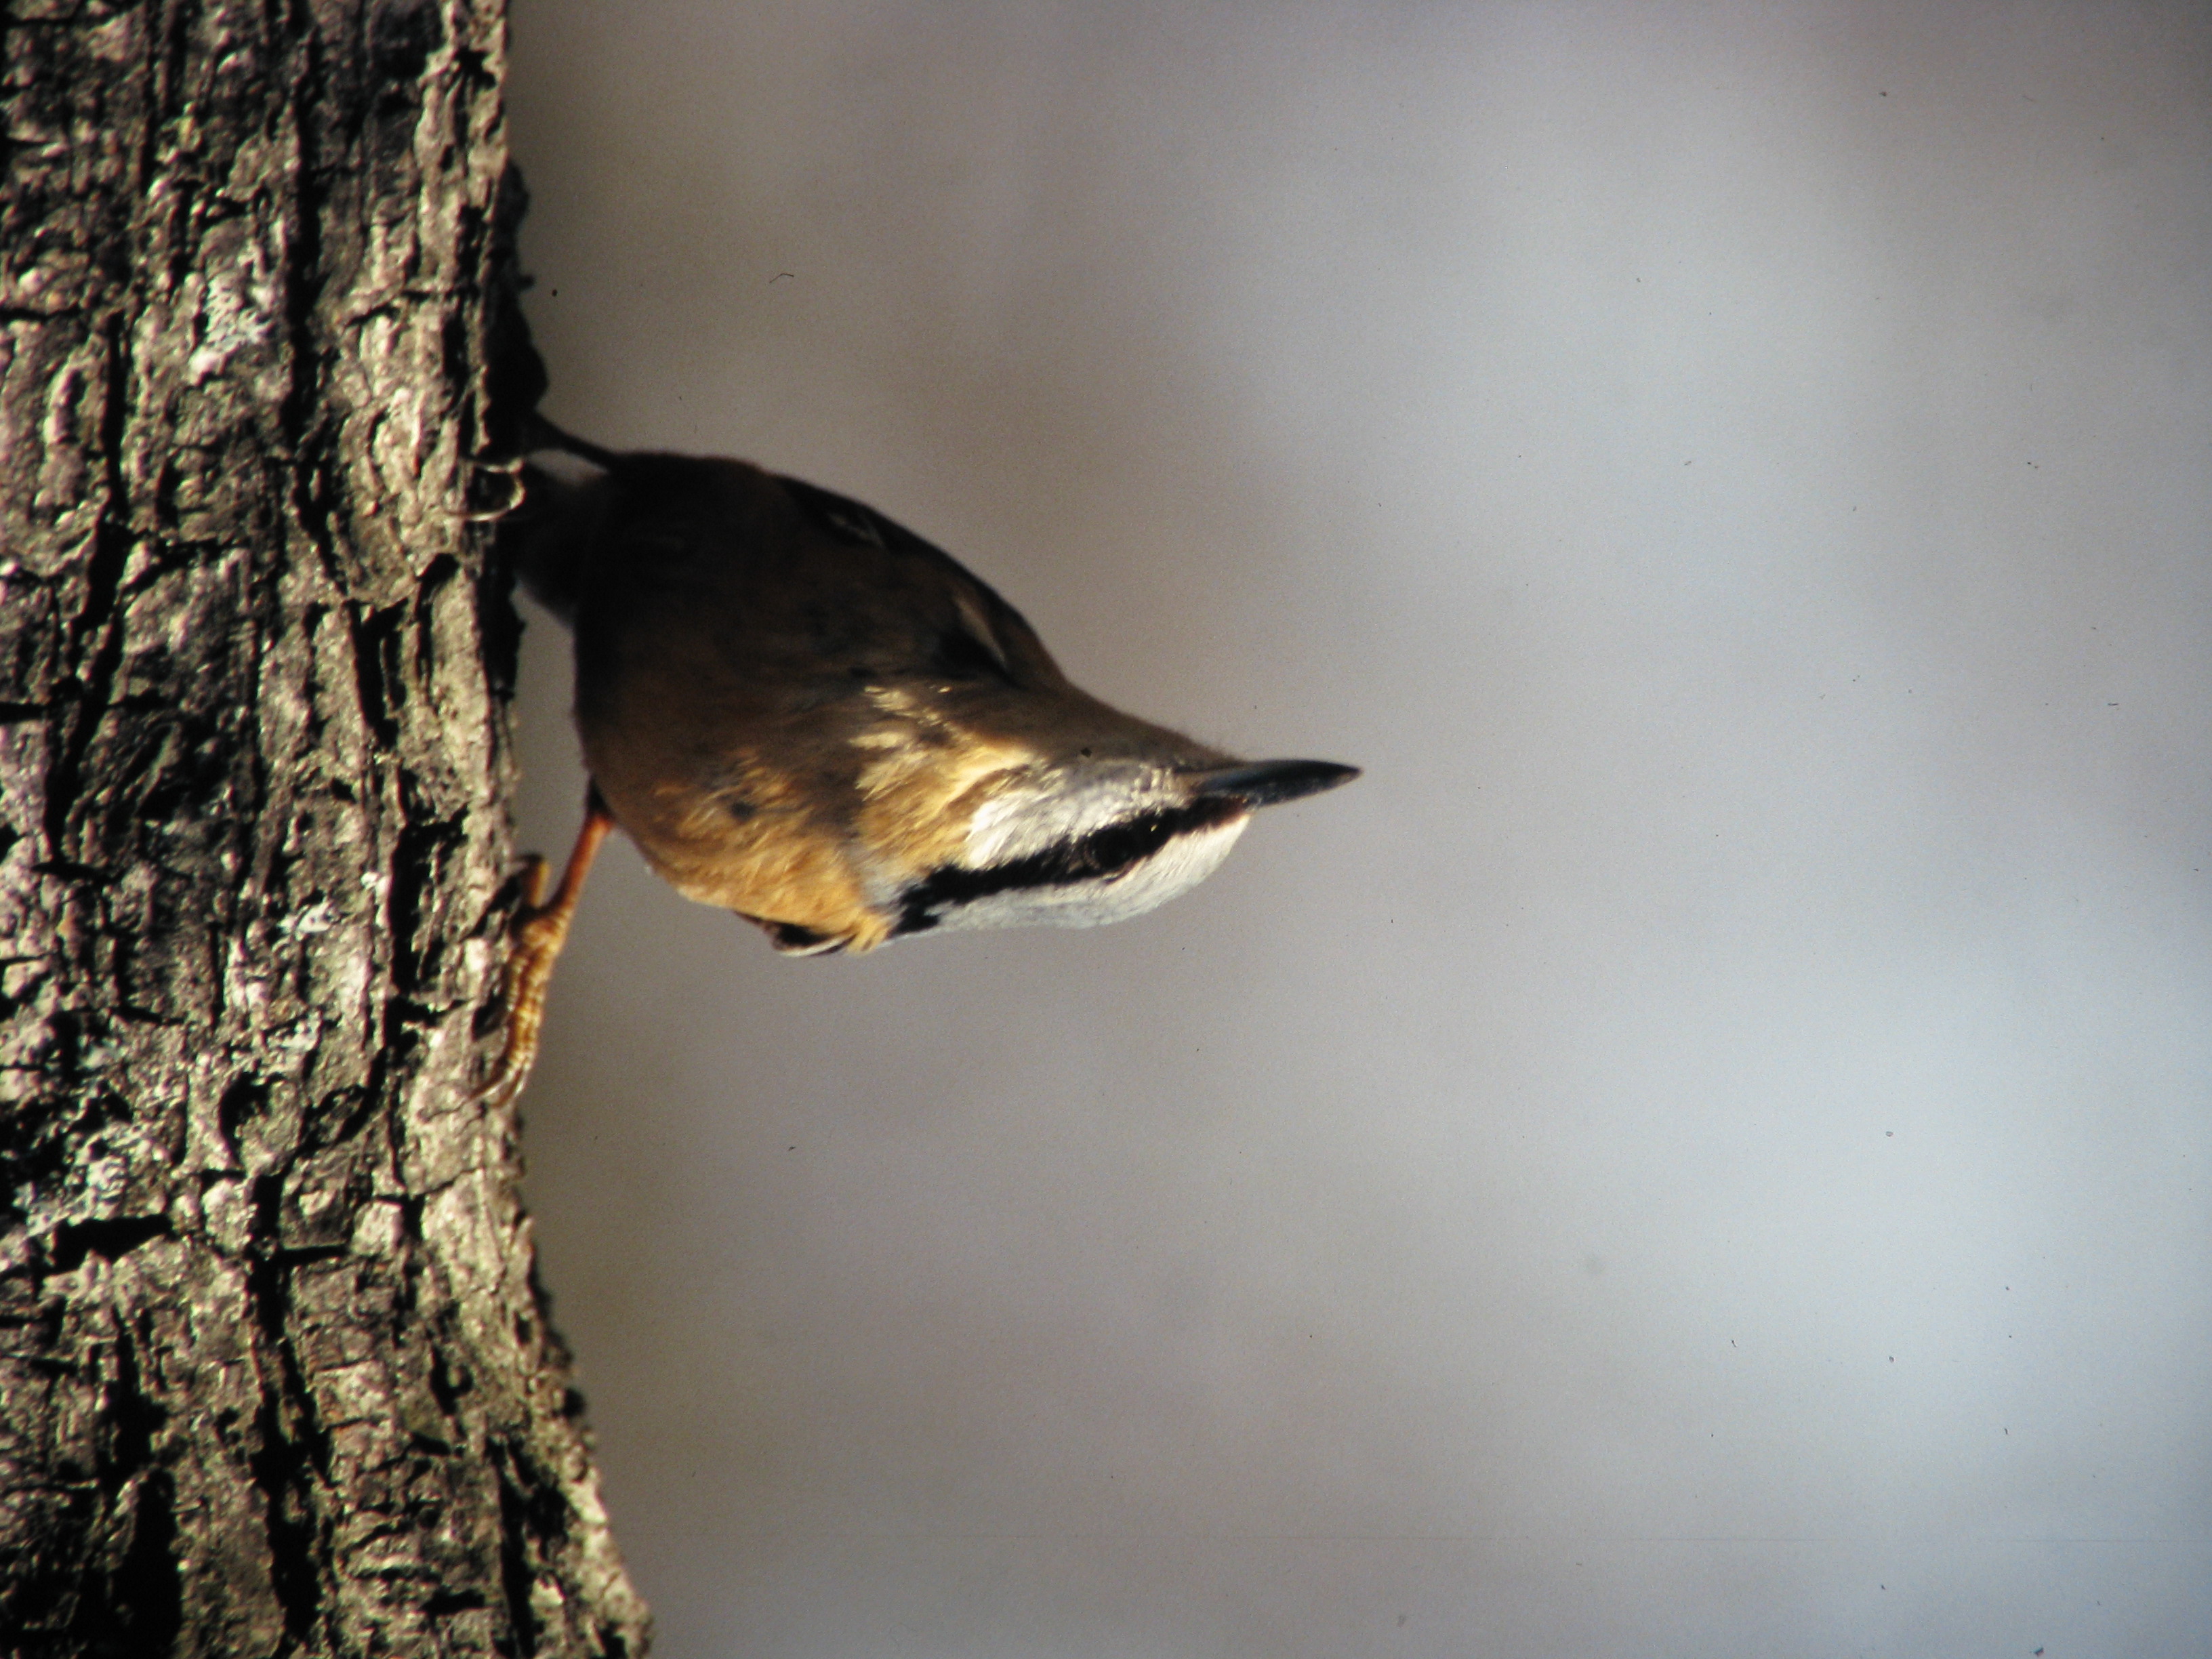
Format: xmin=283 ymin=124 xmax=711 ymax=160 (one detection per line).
xmin=894 ymin=797 xmax=1246 ymax=936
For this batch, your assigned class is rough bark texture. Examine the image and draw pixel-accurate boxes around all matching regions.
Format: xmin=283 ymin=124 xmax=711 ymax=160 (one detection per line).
xmin=0 ymin=2 xmax=647 ymax=1654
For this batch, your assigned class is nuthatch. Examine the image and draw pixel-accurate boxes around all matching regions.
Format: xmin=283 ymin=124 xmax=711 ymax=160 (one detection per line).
xmin=485 ymin=430 xmax=1357 ymax=1099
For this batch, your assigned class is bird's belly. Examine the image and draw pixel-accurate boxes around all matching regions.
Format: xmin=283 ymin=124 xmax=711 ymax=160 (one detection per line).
xmin=589 ymin=759 xmax=894 ymax=951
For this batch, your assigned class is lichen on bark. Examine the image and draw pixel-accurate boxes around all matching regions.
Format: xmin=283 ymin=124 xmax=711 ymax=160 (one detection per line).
xmin=0 ymin=2 xmax=645 ymax=1654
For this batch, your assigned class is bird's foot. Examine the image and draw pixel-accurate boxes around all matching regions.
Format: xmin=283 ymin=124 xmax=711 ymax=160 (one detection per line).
xmin=475 ymin=798 xmax=614 ymax=1107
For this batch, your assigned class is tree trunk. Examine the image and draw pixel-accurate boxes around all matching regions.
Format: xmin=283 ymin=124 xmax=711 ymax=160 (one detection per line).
xmin=0 ymin=3 xmax=647 ymax=1654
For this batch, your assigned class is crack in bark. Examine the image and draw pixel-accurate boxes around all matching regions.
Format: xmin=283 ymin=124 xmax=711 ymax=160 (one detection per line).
xmin=245 ymin=1182 xmax=333 ymax=1658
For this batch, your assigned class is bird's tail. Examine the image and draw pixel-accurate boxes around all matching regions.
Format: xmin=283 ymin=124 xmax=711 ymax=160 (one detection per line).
xmin=498 ymin=436 xmax=617 ymax=625
xmin=519 ymin=411 xmax=623 ymax=472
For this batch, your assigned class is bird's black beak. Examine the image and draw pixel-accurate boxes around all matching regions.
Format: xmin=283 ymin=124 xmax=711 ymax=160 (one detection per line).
xmin=1189 ymin=758 xmax=1360 ymax=808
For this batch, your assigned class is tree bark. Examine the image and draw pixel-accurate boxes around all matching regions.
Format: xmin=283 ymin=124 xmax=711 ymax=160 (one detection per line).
xmin=0 ymin=3 xmax=647 ymax=1654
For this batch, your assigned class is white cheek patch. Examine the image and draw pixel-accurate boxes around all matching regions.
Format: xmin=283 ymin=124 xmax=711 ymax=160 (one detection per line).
xmin=928 ymin=815 xmax=1250 ymax=934
xmin=962 ymin=764 xmax=1181 ymax=867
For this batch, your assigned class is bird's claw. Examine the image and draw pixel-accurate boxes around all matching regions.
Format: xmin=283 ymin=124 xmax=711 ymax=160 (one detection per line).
xmin=474 ymin=801 xmax=614 ymax=1107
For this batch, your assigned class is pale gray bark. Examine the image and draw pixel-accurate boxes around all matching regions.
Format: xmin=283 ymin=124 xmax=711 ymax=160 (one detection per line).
xmin=0 ymin=2 xmax=646 ymax=1654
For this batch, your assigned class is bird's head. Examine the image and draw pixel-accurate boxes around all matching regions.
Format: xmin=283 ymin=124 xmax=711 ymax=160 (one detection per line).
xmin=783 ymin=663 xmax=1358 ymax=951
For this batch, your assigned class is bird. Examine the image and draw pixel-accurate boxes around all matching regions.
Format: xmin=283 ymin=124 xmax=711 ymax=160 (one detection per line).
xmin=482 ymin=427 xmax=1358 ymax=1101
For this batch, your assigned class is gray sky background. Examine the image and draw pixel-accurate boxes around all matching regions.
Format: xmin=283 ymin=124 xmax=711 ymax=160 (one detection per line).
xmin=502 ymin=5 xmax=2211 ymax=1654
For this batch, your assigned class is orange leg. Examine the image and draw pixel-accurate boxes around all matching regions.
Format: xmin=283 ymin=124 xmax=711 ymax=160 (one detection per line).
xmin=478 ymin=790 xmax=617 ymax=1106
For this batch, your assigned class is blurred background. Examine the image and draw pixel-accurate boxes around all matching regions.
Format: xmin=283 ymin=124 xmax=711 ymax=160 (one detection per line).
xmin=501 ymin=3 xmax=2210 ymax=1654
